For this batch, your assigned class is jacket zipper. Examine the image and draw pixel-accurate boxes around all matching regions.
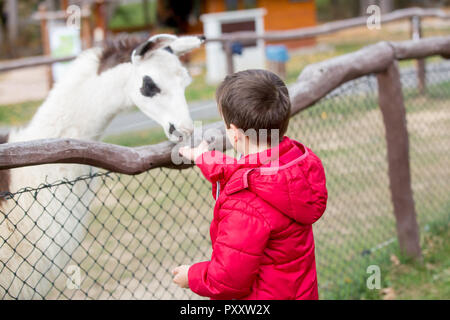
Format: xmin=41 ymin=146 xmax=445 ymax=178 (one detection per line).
xmin=215 ymin=181 xmax=220 ymax=200
xmin=215 ymin=153 xmax=241 ymax=201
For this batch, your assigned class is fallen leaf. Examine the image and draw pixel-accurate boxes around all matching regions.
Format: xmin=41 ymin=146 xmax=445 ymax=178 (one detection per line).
xmin=425 ymin=263 xmax=435 ymax=270
xmin=381 ymin=287 xmax=396 ymax=300
xmin=390 ymin=254 xmax=400 ymax=266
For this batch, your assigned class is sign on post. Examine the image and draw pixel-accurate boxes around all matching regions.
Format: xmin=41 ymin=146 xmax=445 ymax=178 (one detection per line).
xmin=48 ymin=21 xmax=82 ymax=83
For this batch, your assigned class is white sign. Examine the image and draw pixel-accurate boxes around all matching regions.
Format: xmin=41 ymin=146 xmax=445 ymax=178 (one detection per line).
xmin=48 ymin=21 xmax=82 ymax=82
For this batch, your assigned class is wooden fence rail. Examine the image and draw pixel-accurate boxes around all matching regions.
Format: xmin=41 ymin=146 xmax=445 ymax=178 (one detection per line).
xmin=0 ymin=55 xmax=77 ymax=73
xmin=1 ymin=36 xmax=449 ymax=260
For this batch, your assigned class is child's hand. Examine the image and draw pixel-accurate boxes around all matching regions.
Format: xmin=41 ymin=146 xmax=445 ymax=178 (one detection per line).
xmin=179 ymin=140 xmax=209 ymax=162
xmin=172 ymin=265 xmax=190 ymax=288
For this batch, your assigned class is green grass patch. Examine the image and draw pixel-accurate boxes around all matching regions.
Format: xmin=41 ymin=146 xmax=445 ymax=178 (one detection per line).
xmin=367 ymin=212 xmax=449 ymax=300
xmin=0 ymin=100 xmax=42 ymax=126
xmin=185 ymin=72 xmax=217 ymax=102
xmin=320 ymin=206 xmax=450 ymax=300
xmin=386 ymin=219 xmax=450 ymax=300
xmin=109 ymin=1 xmax=157 ymax=30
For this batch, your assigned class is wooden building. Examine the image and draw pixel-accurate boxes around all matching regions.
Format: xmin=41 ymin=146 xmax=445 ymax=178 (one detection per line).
xmin=159 ymin=0 xmax=317 ymax=48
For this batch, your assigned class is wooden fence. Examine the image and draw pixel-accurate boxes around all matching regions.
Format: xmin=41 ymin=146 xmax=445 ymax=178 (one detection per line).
xmin=1 ymin=35 xmax=450 ymax=260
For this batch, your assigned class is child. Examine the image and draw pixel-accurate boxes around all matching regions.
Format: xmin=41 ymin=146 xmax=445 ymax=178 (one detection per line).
xmin=173 ymin=69 xmax=327 ymax=300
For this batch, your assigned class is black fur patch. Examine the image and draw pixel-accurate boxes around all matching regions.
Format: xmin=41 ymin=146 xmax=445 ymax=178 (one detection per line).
xmin=135 ymin=41 xmax=155 ymax=57
xmin=164 ymin=46 xmax=174 ymax=54
xmin=140 ymin=76 xmax=161 ymax=98
xmin=0 ymin=134 xmax=10 ymax=205
xmin=168 ymin=123 xmax=176 ymax=135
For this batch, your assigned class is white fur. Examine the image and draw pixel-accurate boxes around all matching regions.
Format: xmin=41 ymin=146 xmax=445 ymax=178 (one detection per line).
xmin=0 ymin=35 xmax=201 ymax=299
xmin=170 ymin=36 xmax=204 ymax=56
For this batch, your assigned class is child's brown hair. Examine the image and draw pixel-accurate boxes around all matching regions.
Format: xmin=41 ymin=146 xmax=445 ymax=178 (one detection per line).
xmin=216 ymin=69 xmax=291 ymax=144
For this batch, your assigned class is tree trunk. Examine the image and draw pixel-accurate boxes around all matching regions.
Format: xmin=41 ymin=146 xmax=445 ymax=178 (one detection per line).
xmin=380 ymin=0 xmax=394 ymax=14
xmin=6 ymin=0 xmax=18 ymax=57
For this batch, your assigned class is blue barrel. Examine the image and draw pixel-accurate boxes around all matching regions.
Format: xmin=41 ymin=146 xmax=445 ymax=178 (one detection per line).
xmin=265 ymin=45 xmax=289 ymax=63
xmin=231 ymin=42 xmax=243 ymax=55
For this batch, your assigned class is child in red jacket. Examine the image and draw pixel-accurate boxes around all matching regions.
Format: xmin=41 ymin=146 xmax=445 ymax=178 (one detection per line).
xmin=173 ymin=69 xmax=327 ymax=300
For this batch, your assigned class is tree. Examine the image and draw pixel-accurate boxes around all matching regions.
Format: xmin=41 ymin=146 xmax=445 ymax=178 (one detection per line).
xmin=0 ymin=0 xmax=4 ymax=47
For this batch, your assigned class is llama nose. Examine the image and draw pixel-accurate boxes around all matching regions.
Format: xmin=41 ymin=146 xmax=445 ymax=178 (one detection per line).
xmin=168 ymin=122 xmax=193 ymax=142
xmin=168 ymin=123 xmax=184 ymax=142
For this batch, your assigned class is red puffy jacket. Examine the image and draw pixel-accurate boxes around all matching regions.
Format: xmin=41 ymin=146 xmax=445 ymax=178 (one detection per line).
xmin=188 ymin=136 xmax=327 ymax=300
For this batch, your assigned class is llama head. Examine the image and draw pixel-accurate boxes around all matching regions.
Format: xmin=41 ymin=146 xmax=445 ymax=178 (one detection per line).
xmin=127 ymin=34 xmax=205 ymax=143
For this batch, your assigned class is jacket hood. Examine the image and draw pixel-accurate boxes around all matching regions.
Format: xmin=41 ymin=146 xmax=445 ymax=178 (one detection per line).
xmin=224 ymin=137 xmax=328 ymax=225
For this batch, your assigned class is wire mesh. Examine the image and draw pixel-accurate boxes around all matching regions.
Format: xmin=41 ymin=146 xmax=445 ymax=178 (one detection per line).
xmin=0 ymin=60 xmax=449 ymax=300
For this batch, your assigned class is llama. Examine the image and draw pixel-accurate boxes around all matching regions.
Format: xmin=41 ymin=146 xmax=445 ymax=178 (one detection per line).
xmin=0 ymin=34 xmax=204 ymax=299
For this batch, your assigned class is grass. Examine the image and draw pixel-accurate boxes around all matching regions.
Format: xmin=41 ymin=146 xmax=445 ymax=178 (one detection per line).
xmin=185 ymin=73 xmax=217 ymax=102
xmin=322 ymin=209 xmax=450 ymax=300
xmin=108 ymin=1 xmax=157 ymax=30
xmin=386 ymin=220 xmax=450 ymax=300
xmin=0 ymin=100 xmax=42 ymax=126
xmin=357 ymin=213 xmax=450 ymax=300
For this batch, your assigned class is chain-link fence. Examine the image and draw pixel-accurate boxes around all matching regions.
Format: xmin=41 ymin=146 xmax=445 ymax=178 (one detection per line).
xmin=1 ymin=59 xmax=449 ymax=300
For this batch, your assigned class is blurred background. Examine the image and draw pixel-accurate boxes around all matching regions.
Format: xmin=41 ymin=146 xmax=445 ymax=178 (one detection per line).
xmin=0 ymin=0 xmax=449 ymax=300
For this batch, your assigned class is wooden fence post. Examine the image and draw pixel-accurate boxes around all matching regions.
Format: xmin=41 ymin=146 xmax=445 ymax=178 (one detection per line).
xmin=38 ymin=4 xmax=54 ymax=90
xmin=411 ymin=15 xmax=426 ymax=94
xmin=377 ymin=61 xmax=422 ymax=260
xmin=224 ymin=40 xmax=235 ymax=75
xmin=81 ymin=3 xmax=93 ymax=50
xmin=61 ymin=0 xmax=69 ymax=11
xmin=94 ymin=0 xmax=107 ymax=44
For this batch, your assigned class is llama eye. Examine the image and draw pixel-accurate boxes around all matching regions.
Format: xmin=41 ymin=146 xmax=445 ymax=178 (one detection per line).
xmin=140 ymin=76 xmax=161 ymax=97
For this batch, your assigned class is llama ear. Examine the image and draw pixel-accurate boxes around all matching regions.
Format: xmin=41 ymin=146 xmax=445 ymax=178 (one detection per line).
xmin=131 ymin=34 xmax=178 ymax=64
xmin=167 ymin=35 xmax=206 ymax=56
